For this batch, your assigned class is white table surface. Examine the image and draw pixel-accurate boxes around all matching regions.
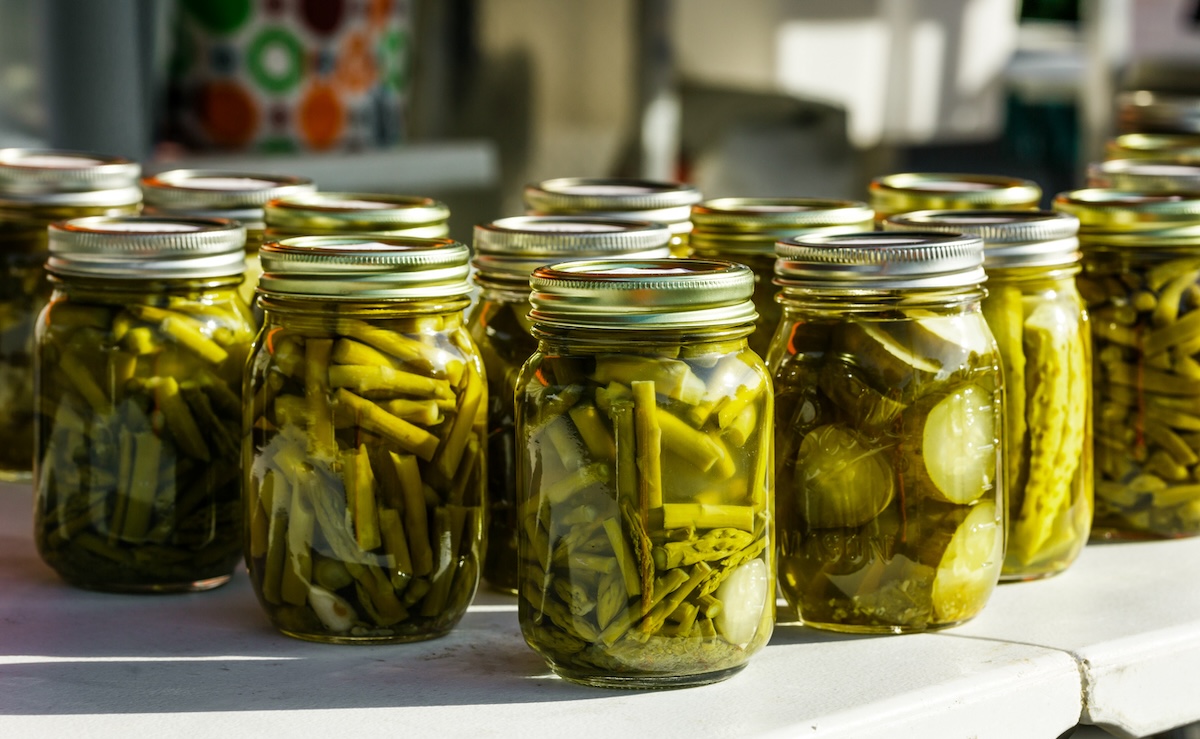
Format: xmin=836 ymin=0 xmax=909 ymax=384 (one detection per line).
xmin=0 ymin=481 xmax=1195 ymax=738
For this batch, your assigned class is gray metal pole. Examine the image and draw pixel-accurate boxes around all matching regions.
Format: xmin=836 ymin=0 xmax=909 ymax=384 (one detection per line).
xmin=39 ymin=0 xmax=151 ymax=159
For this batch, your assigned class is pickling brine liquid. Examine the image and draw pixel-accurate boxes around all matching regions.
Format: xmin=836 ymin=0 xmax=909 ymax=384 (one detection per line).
xmin=770 ymin=305 xmax=1004 ymax=633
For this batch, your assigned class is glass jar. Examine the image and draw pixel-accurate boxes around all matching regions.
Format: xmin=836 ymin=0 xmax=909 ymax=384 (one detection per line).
xmin=469 ymin=216 xmax=673 ymax=594
xmin=246 ymin=235 xmax=485 ymax=643
xmin=1106 ymin=133 xmax=1200 ymax=163
xmin=689 ymin=198 xmax=874 ymax=359
xmin=1087 ymin=159 xmax=1200 ymax=193
xmin=869 ymin=173 xmax=1042 ymax=223
xmin=885 ymin=211 xmax=1093 ymax=580
xmin=0 ymin=148 xmax=142 ymax=481
xmin=141 ymin=169 xmax=315 ymax=308
xmin=515 ymin=258 xmax=774 ymax=688
xmin=264 ymin=192 xmax=450 ymax=240
xmin=1055 ymin=189 xmax=1200 ymax=539
xmin=34 ymin=216 xmax=253 ymax=592
xmin=770 ymin=231 xmax=1004 ymax=633
xmin=524 ymin=177 xmax=702 ymax=257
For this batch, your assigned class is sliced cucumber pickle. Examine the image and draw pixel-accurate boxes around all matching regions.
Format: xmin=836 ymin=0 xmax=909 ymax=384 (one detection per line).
xmin=910 ymin=383 xmax=997 ymax=504
xmin=818 ymin=359 xmax=906 ymax=432
xmin=931 ymin=501 xmax=1001 ymax=623
xmin=831 ymin=321 xmax=940 ymax=390
xmin=795 ymin=424 xmax=896 ymax=528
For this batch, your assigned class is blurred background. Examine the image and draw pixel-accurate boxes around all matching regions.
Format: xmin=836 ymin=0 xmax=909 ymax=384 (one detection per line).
xmin=1 ymin=0 xmax=1199 ymax=241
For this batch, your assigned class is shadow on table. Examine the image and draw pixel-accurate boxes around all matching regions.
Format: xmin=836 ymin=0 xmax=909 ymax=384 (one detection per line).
xmin=0 ymin=536 xmax=627 ymax=714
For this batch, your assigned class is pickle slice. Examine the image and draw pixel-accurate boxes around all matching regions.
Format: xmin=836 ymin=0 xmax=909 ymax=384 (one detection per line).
xmin=904 ymin=312 xmax=995 ymax=369
xmin=818 ymin=359 xmax=906 ymax=432
xmin=931 ymin=501 xmax=1001 ymax=623
xmin=831 ymin=322 xmax=940 ymax=390
xmin=794 ymin=424 xmax=896 ymax=528
xmin=912 ymin=383 xmax=996 ymax=504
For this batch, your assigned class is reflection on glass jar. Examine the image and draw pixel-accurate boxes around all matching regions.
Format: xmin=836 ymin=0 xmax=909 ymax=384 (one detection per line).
xmin=885 ymin=210 xmax=1093 ymax=581
xmin=770 ymin=231 xmax=1003 ymax=633
xmin=245 ymin=235 xmax=484 ymax=643
xmin=516 ymin=259 xmax=773 ymax=688
xmin=0 ymin=148 xmax=142 ymax=481
xmin=34 ymin=216 xmax=252 ymax=592
xmin=468 ymin=216 xmax=672 ymax=594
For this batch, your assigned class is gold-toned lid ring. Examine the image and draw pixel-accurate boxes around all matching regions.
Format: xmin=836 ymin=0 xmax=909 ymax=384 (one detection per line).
xmin=883 ymin=210 xmax=1080 ymax=269
xmin=1087 ymin=159 xmax=1200 ymax=192
xmin=472 ymin=214 xmax=673 ymax=283
xmin=264 ymin=192 xmax=450 ymax=230
xmin=524 ymin=177 xmax=702 ymax=212
xmin=529 ymin=258 xmax=757 ymax=331
xmin=264 ymin=223 xmax=451 ymax=240
xmin=527 ymin=204 xmax=695 ymax=227
xmin=689 ymin=223 xmax=874 ymax=256
xmin=143 ymin=169 xmax=316 ymax=210
xmin=1053 ymin=189 xmax=1200 ymax=229
xmin=259 ymin=235 xmax=471 ymax=299
xmin=870 ymin=173 xmax=1041 ymax=215
xmin=1117 ymin=90 xmax=1200 ymax=134
xmin=47 ymin=215 xmax=246 ymax=279
xmin=143 ymin=205 xmax=265 ymax=232
xmin=0 ymin=148 xmax=141 ymax=194
xmin=691 ymin=197 xmax=874 ymax=233
xmin=474 ymin=216 xmax=672 ymax=253
xmin=774 ymin=231 xmax=986 ymax=290
xmin=1107 ymin=133 xmax=1200 ymax=162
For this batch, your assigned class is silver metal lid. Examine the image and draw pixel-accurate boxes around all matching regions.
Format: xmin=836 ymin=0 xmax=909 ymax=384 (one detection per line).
xmin=47 ymin=215 xmax=247 ymax=280
xmin=0 ymin=148 xmax=141 ymax=194
xmin=690 ymin=198 xmax=875 ymax=254
xmin=0 ymin=186 xmax=144 ymax=210
xmin=259 ymin=235 xmax=471 ymax=300
xmin=883 ymin=210 xmax=1080 ymax=269
xmin=529 ymin=258 xmax=757 ymax=331
xmin=143 ymin=169 xmax=316 ymax=211
xmin=264 ymin=192 xmax=450 ymax=232
xmin=1087 ymin=159 xmax=1200 ymax=192
xmin=1117 ymin=90 xmax=1200 ymax=134
xmin=527 ymin=204 xmax=694 ymax=228
xmin=473 ymin=215 xmax=673 ymax=284
xmin=775 ymin=231 xmax=987 ymax=290
xmin=524 ymin=177 xmax=702 ymax=213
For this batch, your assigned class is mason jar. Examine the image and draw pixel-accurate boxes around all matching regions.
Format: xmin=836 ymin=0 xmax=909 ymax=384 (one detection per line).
xmin=689 ymin=198 xmax=874 ymax=359
xmin=34 ymin=216 xmax=253 ymax=592
xmin=515 ymin=258 xmax=774 ymax=688
xmin=524 ymin=177 xmax=702 ymax=257
xmin=1056 ymin=189 xmax=1200 ymax=538
xmin=1106 ymin=133 xmax=1200 ymax=163
xmin=264 ymin=192 xmax=450 ymax=240
xmin=0 ymin=148 xmax=142 ymax=481
xmin=869 ymin=173 xmax=1042 ymax=223
xmin=885 ymin=211 xmax=1092 ymax=580
xmin=468 ymin=216 xmax=673 ymax=594
xmin=770 ymin=231 xmax=1004 ymax=633
xmin=141 ymin=169 xmax=315 ymax=308
xmin=1087 ymin=159 xmax=1200 ymax=192
xmin=245 ymin=235 xmax=485 ymax=643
